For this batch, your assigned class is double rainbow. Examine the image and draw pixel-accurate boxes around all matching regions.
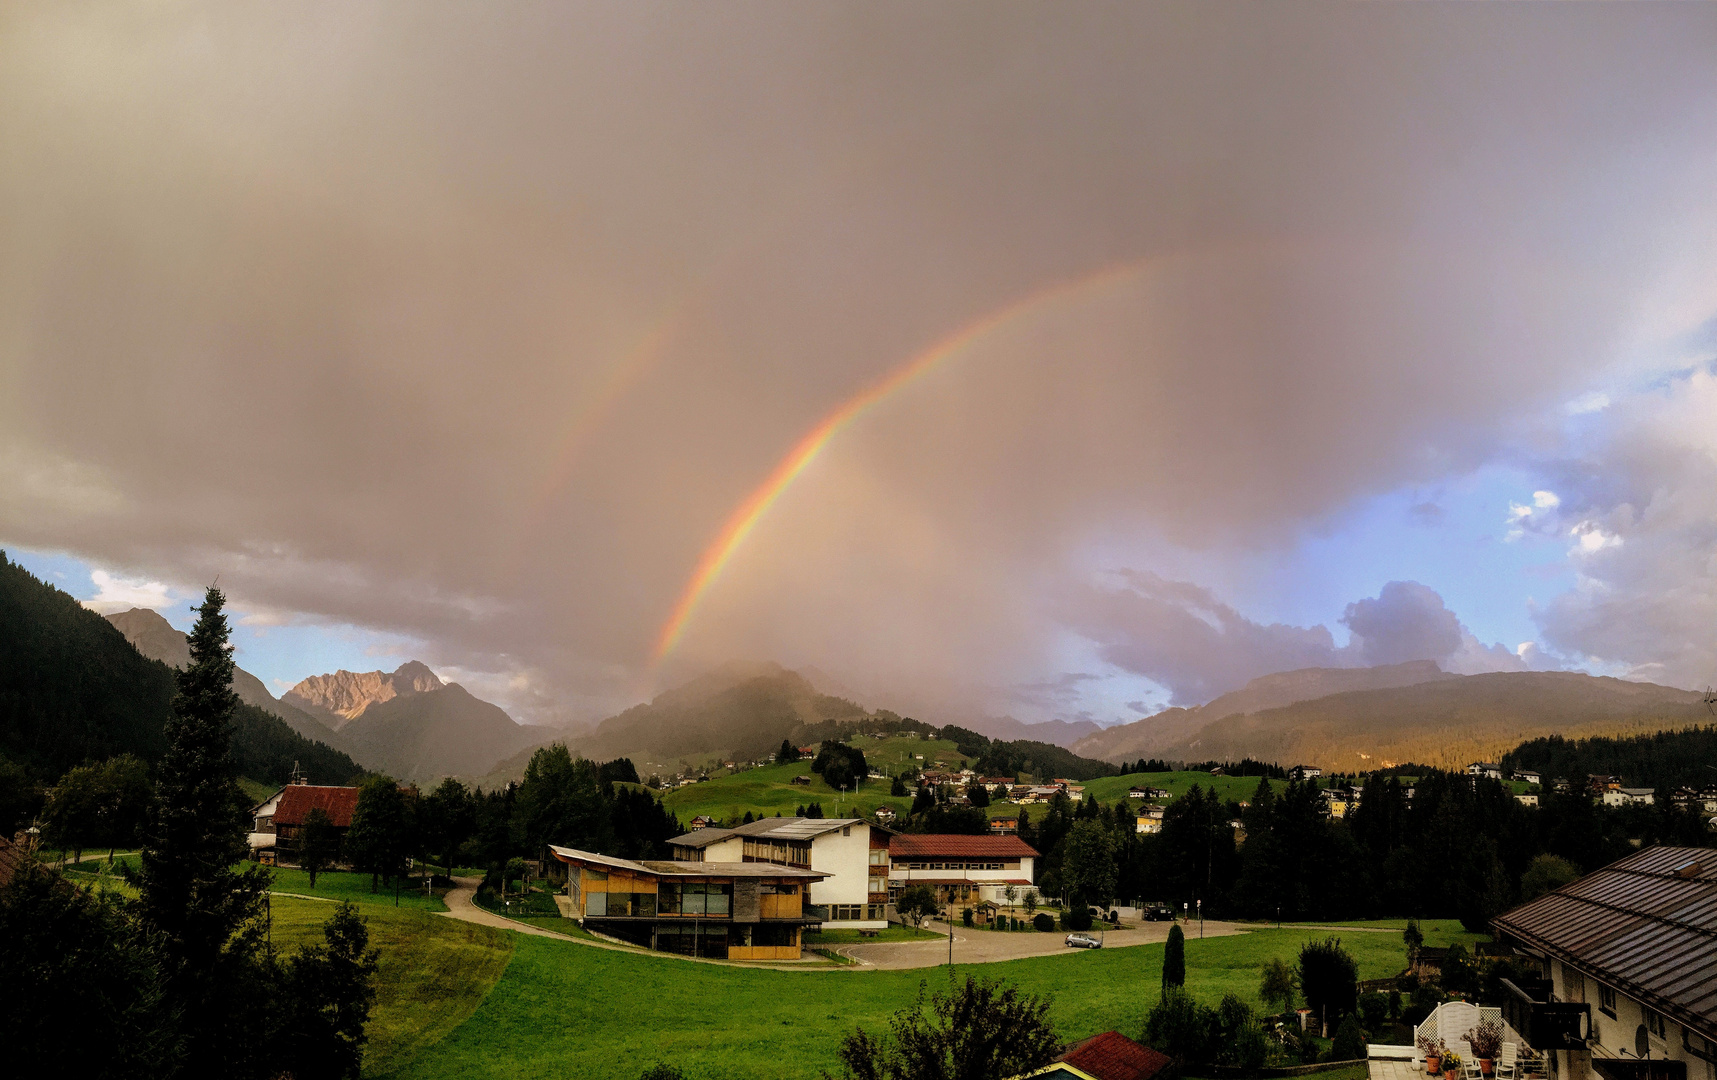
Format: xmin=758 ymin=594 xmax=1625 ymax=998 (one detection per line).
xmin=652 ymin=262 xmax=1142 ymax=660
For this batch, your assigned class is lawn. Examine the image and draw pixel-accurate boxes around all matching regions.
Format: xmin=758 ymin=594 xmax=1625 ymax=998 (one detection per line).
xmin=1081 ymin=771 xmax=1287 ymax=806
xmin=269 ymin=864 xmax=450 ymax=912
xmin=377 ymin=919 xmax=1482 ymax=1079
xmin=269 ymin=898 xmax=515 ymax=1078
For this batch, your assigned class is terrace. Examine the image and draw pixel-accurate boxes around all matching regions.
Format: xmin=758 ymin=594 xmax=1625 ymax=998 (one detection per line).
xmin=1368 ymin=1002 xmax=1539 ymax=1080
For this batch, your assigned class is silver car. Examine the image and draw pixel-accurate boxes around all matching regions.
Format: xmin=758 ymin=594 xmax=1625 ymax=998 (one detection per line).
xmin=1064 ymin=933 xmax=1102 ymax=949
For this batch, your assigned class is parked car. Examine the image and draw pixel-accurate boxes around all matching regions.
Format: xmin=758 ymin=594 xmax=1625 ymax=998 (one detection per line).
xmin=1065 ymin=933 xmax=1102 ymax=949
xmin=1141 ymin=905 xmax=1174 ymax=922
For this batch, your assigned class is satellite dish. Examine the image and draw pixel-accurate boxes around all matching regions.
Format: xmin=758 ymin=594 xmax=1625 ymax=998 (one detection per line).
xmin=1635 ymin=1025 xmax=1650 ymax=1059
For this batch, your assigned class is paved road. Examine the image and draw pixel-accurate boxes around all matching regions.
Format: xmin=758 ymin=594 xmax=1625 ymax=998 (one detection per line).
xmin=840 ymin=918 xmax=1250 ymax=970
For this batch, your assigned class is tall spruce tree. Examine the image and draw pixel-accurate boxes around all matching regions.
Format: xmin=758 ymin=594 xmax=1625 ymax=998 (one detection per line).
xmin=130 ymin=585 xmax=273 ymax=1075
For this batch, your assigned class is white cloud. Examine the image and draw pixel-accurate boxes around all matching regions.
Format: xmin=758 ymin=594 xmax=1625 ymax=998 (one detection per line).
xmin=81 ymin=569 xmax=176 ymax=614
xmin=1566 ymin=391 xmax=1610 ymax=416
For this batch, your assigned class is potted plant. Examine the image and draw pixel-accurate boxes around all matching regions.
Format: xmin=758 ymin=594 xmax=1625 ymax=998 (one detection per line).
xmin=1467 ymin=1020 xmax=1503 ymax=1076
xmin=1418 ymin=1034 xmax=1443 ymax=1075
xmin=1442 ymin=1048 xmax=1462 ymax=1080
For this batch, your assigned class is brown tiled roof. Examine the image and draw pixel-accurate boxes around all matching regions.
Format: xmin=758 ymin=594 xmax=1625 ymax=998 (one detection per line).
xmin=1056 ymin=1031 xmax=1171 ymax=1080
xmin=889 ymin=834 xmax=1039 ymax=858
xmin=272 ymin=785 xmax=361 ymax=828
xmin=1491 ymin=845 xmax=1717 ymax=1041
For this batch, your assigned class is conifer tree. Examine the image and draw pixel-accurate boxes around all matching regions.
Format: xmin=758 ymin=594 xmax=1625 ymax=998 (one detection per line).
xmin=1163 ymin=923 xmax=1186 ymax=990
xmin=130 ymin=585 xmax=272 ymax=1074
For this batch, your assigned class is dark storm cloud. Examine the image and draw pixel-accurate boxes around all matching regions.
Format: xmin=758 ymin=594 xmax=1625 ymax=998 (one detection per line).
xmin=1 ymin=3 xmax=1714 ymax=718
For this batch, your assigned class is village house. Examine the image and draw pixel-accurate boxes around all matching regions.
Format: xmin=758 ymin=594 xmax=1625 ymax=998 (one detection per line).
xmin=1601 ymin=787 xmax=1656 ymax=808
xmin=667 ymin=816 xmax=893 ymax=928
xmin=1516 ymin=793 xmax=1541 ymax=807
xmin=888 ymin=833 xmax=1038 ymax=907
xmin=1466 ymin=762 xmax=1504 ymax=780
xmin=1514 ymin=769 xmax=1543 ymax=785
xmin=249 ymin=779 xmax=359 ymax=865
xmin=1671 ymin=788 xmax=1717 ymax=815
xmin=872 ymin=806 xmax=897 ymax=824
xmin=549 ymin=845 xmax=826 ymax=959
xmin=689 ymin=815 xmax=717 ymax=830
xmin=1588 ymin=774 xmax=1623 ymax=794
xmin=1289 ymin=765 xmax=1322 ymax=781
xmin=1136 ymin=805 xmax=1166 ymax=834
xmin=1490 ymin=845 xmax=1717 ymax=1080
xmin=989 ymin=817 xmax=1019 ymax=835
xmin=1128 ymin=786 xmax=1172 ymax=801
xmin=1024 ymin=1031 xmax=1172 ymax=1080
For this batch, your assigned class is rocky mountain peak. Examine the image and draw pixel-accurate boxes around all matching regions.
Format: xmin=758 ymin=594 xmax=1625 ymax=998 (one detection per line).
xmin=283 ymin=661 xmax=443 ymax=728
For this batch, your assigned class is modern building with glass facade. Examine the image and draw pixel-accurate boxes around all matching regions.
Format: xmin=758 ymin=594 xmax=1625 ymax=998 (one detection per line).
xmin=547 ymin=844 xmax=828 ymax=960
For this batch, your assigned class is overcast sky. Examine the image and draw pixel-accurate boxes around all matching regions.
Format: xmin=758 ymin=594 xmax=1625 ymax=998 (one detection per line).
xmin=4 ymin=3 xmax=1716 ymax=728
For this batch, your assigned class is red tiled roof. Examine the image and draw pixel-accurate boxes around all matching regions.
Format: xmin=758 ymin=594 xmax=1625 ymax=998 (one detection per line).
xmin=272 ymin=785 xmax=361 ymax=828
xmin=888 ymin=834 xmax=1039 ymax=858
xmin=1057 ymin=1031 xmax=1172 ymax=1080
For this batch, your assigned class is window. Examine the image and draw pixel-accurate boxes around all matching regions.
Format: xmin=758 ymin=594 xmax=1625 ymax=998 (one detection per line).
xmin=869 ymin=849 xmax=888 ymax=865
xmin=866 ymin=904 xmax=886 ymax=920
xmin=1645 ymin=1009 xmax=1666 ymax=1039
xmin=586 ymin=892 xmax=607 ymax=916
xmin=842 ymin=826 xmax=851 ymax=837
xmin=1598 ymin=984 xmax=1616 ymax=1018
xmin=828 ymin=904 xmax=863 ymax=920
xmin=658 ymin=882 xmax=732 ymax=915
xmin=759 ymin=883 xmax=798 ymax=895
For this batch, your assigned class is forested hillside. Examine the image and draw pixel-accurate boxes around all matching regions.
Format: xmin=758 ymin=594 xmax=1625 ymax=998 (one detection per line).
xmin=1503 ymin=725 xmax=1717 ymax=790
xmin=0 ymin=552 xmax=363 ymax=786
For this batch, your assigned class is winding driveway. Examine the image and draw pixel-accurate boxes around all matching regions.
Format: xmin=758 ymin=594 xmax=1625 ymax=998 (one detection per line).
xmin=436 ymin=878 xmax=1249 ymax=971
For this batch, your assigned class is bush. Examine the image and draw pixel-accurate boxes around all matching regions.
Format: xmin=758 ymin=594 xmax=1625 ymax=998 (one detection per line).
xmin=1360 ymin=991 xmax=1389 ymax=1031
xmin=1233 ymin=1022 xmax=1271 ymax=1071
xmin=639 ymin=1065 xmax=683 ymax=1080
xmin=1067 ymin=906 xmax=1093 ymax=932
xmin=962 ymin=907 xmax=974 ymax=928
xmin=1331 ymin=1014 xmax=1367 ymax=1061
xmin=1033 ymin=913 xmax=1054 ymax=932
xmin=1145 ymin=986 xmax=1217 ymax=1071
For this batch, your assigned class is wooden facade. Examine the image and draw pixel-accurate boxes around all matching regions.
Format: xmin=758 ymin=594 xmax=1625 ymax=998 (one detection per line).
xmin=550 ymin=845 xmax=825 ymax=961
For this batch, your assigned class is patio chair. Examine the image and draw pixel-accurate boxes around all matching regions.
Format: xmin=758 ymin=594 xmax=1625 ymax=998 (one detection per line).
xmin=1456 ymin=1039 xmax=1483 ymax=1080
xmin=1496 ymin=1042 xmax=1518 ymax=1080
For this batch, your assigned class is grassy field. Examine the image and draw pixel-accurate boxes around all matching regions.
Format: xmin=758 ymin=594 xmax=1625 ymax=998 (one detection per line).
xmin=376 ymin=919 xmax=1483 ymax=1079
xmin=1081 ymin=771 xmax=1287 ymax=805
xmin=270 ymin=898 xmax=515 ymax=1077
xmin=656 ymin=735 xmax=969 ymax=823
xmin=61 ymin=855 xmax=450 ymax=912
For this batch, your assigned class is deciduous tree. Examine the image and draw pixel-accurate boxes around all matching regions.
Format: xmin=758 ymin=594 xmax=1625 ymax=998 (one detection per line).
xmin=830 ymin=975 xmax=1061 ymax=1080
xmin=299 ymin=806 xmax=340 ymax=889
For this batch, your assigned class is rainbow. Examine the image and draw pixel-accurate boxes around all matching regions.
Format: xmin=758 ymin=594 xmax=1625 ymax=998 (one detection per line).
xmin=652 ymin=261 xmax=1144 ymax=659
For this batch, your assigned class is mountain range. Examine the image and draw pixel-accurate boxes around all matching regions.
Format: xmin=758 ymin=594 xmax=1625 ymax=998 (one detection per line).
xmin=105 ymin=607 xmax=339 ymax=749
xmin=0 ymin=554 xmax=361 ymax=787
xmin=1074 ymin=662 xmax=1706 ymax=770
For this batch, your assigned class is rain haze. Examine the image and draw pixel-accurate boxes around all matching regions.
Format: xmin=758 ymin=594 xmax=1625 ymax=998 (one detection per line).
xmin=5 ymin=2 xmax=1717 ymax=729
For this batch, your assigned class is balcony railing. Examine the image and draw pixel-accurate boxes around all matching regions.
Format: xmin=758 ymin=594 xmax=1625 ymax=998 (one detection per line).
xmin=1499 ymin=978 xmax=1591 ymax=1051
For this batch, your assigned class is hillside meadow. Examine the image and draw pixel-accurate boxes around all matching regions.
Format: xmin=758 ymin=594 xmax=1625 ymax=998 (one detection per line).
xmin=368 ymin=915 xmax=1479 ymax=1079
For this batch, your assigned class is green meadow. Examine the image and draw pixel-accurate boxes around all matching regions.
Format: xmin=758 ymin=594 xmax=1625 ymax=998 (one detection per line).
xmin=330 ymin=897 xmax=1478 ymax=1079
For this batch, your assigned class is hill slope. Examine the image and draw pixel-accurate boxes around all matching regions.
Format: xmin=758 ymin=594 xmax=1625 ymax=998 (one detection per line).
xmin=1073 ymin=660 xmax=1459 ymax=762
xmin=570 ymin=661 xmax=874 ymax=764
xmin=337 ymin=681 xmax=541 ymax=782
xmin=1160 ymin=670 xmax=1706 ymax=770
xmin=0 ymin=552 xmax=363 ymax=785
xmin=104 ymin=607 xmax=344 ymax=749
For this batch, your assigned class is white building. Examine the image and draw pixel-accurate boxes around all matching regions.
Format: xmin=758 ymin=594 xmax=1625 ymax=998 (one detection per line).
xmin=667 ymin=817 xmax=892 ymax=929
xmin=1602 ymin=787 xmax=1656 ymax=807
xmin=1466 ymin=762 xmax=1504 ymax=780
xmin=1492 ymin=845 xmax=1717 ymax=1080
xmin=1514 ymin=769 xmax=1543 ymax=785
xmin=888 ymin=834 xmax=1039 ymax=907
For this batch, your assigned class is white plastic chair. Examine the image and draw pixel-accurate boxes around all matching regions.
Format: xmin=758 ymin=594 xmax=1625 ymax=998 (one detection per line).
xmin=1456 ymin=1039 xmax=1483 ymax=1080
xmin=1496 ymin=1042 xmax=1518 ymax=1080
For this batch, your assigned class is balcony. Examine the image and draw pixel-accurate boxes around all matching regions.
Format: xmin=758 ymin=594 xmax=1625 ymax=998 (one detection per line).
xmin=1499 ymin=978 xmax=1591 ymax=1051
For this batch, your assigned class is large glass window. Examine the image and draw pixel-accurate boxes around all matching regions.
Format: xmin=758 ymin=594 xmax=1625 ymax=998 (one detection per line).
xmin=586 ymin=892 xmax=607 ymax=916
xmin=658 ymin=882 xmax=731 ymax=915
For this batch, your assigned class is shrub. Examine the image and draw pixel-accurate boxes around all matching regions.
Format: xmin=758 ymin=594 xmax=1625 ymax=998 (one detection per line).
xmin=1145 ymin=986 xmax=1217 ymax=1071
xmin=639 ymin=1065 xmax=684 ymax=1080
xmin=1033 ymin=913 xmax=1054 ymax=932
xmin=1067 ymin=906 xmax=1093 ymax=932
xmin=1331 ymin=1014 xmax=1367 ymax=1061
xmin=1298 ymin=938 xmax=1358 ymax=1030
xmin=1359 ymin=991 xmax=1389 ymax=1031
xmin=961 ymin=907 xmax=974 ymax=928
xmin=1163 ymin=924 xmax=1186 ymax=989
xmin=1233 ymin=1022 xmax=1270 ymax=1071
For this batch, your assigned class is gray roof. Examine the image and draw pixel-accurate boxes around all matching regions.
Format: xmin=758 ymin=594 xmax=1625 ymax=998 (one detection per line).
xmin=546 ymin=845 xmax=829 ymax=879
xmin=1492 ymin=845 xmax=1717 ymax=1041
xmin=666 ymin=816 xmax=864 ymax=848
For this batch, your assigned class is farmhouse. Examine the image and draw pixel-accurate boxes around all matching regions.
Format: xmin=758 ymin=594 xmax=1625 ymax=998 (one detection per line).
xmin=1601 ymin=788 xmax=1656 ymax=808
xmin=888 ymin=833 xmax=1038 ymax=906
xmin=1466 ymin=762 xmax=1504 ymax=780
xmin=1490 ymin=845 xmax=1717 ymax=1080
xmin=549 ymin=845 xmax=826 ymax=959
xmin=1514 ymin=769 xmax=1543 ymax=785
xmin=667 ymin=816 xmax=893 ymax=928
xmin=1136 ymin=805 xmax=1166 ymax=834
xmin=249 ymin=780 xmax=359 ymax=864
xmin=1289 ymin=765 xmax=1322 ymax=781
